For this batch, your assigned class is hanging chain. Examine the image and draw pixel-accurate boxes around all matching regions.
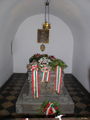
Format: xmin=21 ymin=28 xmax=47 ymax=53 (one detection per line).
xmin=45 ymin=1 xmax=47 ymax=22
xmin=44 ymin=0 xmax=50 ymax=23
xmin=46 ymin=0 xmax=49 ymax=23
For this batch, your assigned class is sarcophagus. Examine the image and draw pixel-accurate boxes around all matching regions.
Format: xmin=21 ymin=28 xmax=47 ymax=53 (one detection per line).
xmin=16 ymin=54 xmax=74 ymax=114
xmin=16 ymin=71 xmax=74 ymax=114
xmin=28 ymin=71 xmax=64 ymax=97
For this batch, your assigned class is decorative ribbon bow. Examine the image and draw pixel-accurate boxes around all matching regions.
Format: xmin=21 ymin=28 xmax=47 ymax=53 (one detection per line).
xmin=31 ymin=64 xmax=38 ymax=71
xmin=41 ymin=66 xmax=50 ymax=82
xmin=31 ymin=64 xmax=40 ymax=98
xmin=43 ymin=102 xmax=56 ymax=115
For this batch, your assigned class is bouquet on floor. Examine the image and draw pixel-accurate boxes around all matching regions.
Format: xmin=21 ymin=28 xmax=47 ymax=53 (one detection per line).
xmin=39 ymin=100 xmax=61 ymax=116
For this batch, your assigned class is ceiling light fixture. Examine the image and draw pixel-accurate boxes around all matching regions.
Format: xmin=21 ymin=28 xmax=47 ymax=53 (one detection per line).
xmin=42 ymin=0 xmax=51 ymax=30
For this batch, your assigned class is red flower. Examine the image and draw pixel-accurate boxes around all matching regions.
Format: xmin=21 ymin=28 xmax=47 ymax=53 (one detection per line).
xmin=50 ymin=56 xmax=56 ymax=60
xmin=48 ymin=108 xmax=54 ymax=115
xmin=55 ymin=106 xmax=59 ymax=110
xmin=34 ymin=53 xmax=41 ymax=57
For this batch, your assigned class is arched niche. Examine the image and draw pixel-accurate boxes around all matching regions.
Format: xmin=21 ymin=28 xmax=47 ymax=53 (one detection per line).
xmin=13 ymin=14 xmax=74 ymax=73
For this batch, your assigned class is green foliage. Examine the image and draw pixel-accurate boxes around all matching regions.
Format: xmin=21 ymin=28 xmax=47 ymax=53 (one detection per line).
xmin=29 ymin=54 xmax=67 ymax=71
xmin=29 ymin=54 xmax=49 ymax=63
xmin=39 ymin=100 xmax=61 ymax=115
xmin=49 ymin=59 xmax=67 ymax=71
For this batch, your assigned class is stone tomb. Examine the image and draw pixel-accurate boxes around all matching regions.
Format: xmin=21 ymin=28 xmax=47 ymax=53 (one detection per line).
xmin=16 ymin=71 xmax=74 ymax=114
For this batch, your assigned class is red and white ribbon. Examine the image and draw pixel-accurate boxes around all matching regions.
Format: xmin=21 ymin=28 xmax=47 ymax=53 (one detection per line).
xmin=54 ymin=66 xmax=62 ymax=94
xmin=31 ymin=64 xmax=40 ymax=98
xmin=43 ymin=102 xmax=56 ymax=115
xmin=41 ymin=66 xmax=50 ymax=82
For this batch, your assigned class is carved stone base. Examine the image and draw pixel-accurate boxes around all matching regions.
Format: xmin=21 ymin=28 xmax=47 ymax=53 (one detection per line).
xmin=16 ymin=80 xmax=74 ymax=114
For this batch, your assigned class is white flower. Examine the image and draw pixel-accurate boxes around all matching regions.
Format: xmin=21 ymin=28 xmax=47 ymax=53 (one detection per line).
xmin=38 ymin=57 xmax=51 ymax=65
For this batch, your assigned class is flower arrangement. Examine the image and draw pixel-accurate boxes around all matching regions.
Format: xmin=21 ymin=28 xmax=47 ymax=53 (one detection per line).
xmin=29 ymin=53 xmax=67 ymax=71
xmin=27 ymin=54 xmax=67 ymax=98
xmin=39 ymin=100 xmax=61 ymax=115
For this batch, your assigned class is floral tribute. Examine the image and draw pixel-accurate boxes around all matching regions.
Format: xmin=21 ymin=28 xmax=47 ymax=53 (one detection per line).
xmin=27 ymin=53 xmax=67 ymax=98
xmin=39 ymin=100 xmax=60 ymax=116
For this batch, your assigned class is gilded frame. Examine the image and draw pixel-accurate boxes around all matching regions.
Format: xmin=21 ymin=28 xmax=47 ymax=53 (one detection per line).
xmin=37 ymin=29 xmax=49 ymax=43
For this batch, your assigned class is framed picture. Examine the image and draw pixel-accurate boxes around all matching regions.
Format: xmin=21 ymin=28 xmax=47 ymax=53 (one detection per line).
xmin=37 ymin=29 xmax=49 ymax=43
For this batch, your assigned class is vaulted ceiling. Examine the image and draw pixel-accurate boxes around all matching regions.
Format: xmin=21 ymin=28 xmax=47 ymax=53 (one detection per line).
xmin=0 ymin=0 xmax=90 ymax=41
xmin=0 ymin=0 xmax=90 ymax=70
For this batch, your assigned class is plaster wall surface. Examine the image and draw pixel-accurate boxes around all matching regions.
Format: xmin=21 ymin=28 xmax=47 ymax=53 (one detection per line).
xmin=13 ymin=14 xmax=73 ymax=73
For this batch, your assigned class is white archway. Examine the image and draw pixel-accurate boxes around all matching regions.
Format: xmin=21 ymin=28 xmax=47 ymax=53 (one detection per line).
xmin=13 ymin=14 xmax=73 ymax=73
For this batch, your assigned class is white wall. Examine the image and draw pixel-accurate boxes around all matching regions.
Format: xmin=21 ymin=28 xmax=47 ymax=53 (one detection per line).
xmin=0 ymin=19 xmax=13 ymax=87
xmin=0 ymin=1 xmax=14 ymax=87
xmin=72 ymin=20 xmax=90 ymax=93
xmin=0 ymin=40 xmax=13 ymax=87
xmin=13 ymin=14 xmax=73 ymax=73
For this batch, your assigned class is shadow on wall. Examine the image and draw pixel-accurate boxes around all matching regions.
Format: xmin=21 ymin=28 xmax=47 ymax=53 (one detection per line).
xmin=88 ymin=67 xmax=90 ymax=92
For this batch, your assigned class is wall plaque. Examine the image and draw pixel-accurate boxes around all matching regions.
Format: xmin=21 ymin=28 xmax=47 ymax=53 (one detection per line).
xmin=37 ymin=29 xmax=49 ymax=43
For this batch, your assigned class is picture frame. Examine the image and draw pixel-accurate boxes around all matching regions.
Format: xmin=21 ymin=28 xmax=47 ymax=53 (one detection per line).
xmin=37 ymin=29 xmax=49 ymax=43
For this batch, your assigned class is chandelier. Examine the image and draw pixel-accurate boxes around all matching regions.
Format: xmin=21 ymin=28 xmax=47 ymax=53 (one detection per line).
xmin=37 ymin=0 xmax=51 ymax=52
xmin=42 ymin=0 xmax=51 ymax=30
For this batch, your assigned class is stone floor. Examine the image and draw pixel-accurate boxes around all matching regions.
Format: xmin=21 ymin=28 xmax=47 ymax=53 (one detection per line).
xmin=0 ymin=73 xmax=90 ymax=118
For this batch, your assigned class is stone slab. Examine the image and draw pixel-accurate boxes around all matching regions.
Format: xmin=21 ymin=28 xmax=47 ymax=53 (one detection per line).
xmin=16 ymin=80 xmax=74 ymax=114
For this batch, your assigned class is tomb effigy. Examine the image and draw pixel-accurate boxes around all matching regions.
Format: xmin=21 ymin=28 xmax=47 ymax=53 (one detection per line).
xmin=16 ymin=54 xmax=74 ymax=115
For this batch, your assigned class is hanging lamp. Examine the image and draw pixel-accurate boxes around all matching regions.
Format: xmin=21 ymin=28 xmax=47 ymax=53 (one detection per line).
xmin=42 ymin=0 xmax=51 ymax=30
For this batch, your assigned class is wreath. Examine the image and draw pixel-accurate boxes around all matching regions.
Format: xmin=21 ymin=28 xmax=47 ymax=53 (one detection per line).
xmin=39 ymin=100 xmax=61 ymax=116
xmin=29 ymin=53 xmax=67 ymax=71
